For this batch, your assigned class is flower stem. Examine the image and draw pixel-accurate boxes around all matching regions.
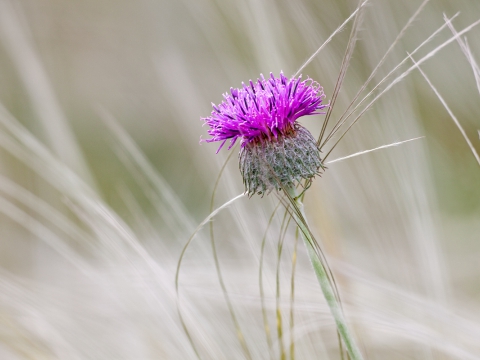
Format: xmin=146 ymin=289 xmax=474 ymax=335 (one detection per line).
xmin=285 ymin=185 xmax=364 ymax=360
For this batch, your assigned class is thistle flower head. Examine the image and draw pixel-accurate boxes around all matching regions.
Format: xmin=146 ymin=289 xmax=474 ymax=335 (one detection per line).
xmin=202 ymin=72 xmax=327 ymax=152
xmin=202 ymin=72 xmax=328 ymax=195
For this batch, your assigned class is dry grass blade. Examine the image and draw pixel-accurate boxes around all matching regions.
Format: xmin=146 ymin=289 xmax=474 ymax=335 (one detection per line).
xmin=0 ymin=195 xmax=91 ymax=274
xmin=326 ymin=136 xmax=425 ymax=164
xmin=292 ymin=0 xmax=369 ymax=78
xmin=463 ymin=40 xmax=480 ymax=96
xmin=320 ymin=0 xmax=430 ymax=149
xmin=259 ymin=202 xmax=283 ymax=360
xmin=0 ymin=174 xmax=95 ymax=248
xmin=443 ymin=14 xmax=480 ymax=97
xmin=275 ymin=210 xmax=291 ymax=360
xmin=322 ymin=15 xmax=480 ymax=161
xmin=319 ymin=13 xmax=460 ymax=153
xmin=100 ymin=109 xmax=198 ymax=236
xmin=208 ymin=150 xmax=253 ymax=360
xmin=409 ymin=54 xmax=480 ymax=167
xmin=318 ymin=0 xmax=365 ymax=146
xmin=175 ymin=193 xmax=245 ymax=359
xmin=288 ymin=228 xmax=300 ymax=360
xmin=0 ymin=1 xmax=93 ymax=184
xmin=0 ymin=106 xmax=171 ymax=287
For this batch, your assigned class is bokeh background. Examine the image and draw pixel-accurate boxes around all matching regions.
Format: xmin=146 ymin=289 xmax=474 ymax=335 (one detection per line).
xmin=0 ymin=0 xmax=479 ymax=359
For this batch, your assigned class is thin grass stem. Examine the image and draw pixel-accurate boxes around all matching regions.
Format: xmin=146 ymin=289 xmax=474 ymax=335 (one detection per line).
xmin=322 ymin=16 xmax=480 ymax=161
xmin=318 ymin=0 xmax=365 ymax=146
xmin=275 ymin=210 xmax=291 ymax=360
xmin=408 ymin=54 xmax=480 ymax=167
xmin=292 ymin=0 xmax=369 ymax=78
xmin=443 ymin=16 xmax=480 ymax=100
xmin=326 ymin=136 xmax=425 ymax=165
xmin=288 ymin=228 xmax=300 ymax=360
xmin=209 ymin=226 xmax=253 ymax=360
xmin=284 ymin=185 xmax=364 ymax=360
xmin=319 ymin=13 xmax=461 ymax=153
xmin=259 ymin=201 xmax=283 ymax=360
xmin=322 ymin=0 xmax=430 ymax=147
xmin=208 ymin=150 xmax=253 ymax=360
xmin=175 ymin=193 xmax=245 ymax=359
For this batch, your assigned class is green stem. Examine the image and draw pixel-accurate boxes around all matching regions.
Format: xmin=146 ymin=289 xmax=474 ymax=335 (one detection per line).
xmin=285 ymin=185 xmax=364 ymax=360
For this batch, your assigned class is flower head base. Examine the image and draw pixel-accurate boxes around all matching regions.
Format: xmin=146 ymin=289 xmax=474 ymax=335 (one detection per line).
xmin=240 ymin=124 xmax=325 ymax=196
xmin=202 ymin=72 xmax=328 ymax=195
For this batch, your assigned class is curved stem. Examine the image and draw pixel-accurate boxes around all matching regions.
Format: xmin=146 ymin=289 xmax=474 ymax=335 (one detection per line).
xmin=289 ymin=228 xmax=300 ymax=360
xmin=284 ymin=185 xmax=364 ymax=360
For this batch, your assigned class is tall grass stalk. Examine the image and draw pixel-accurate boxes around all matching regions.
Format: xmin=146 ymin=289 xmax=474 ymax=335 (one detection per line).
xmin=411 ymin=56 xmax=480 ymax=167
xmin=284 ymin=185 xmax=364 ymax=360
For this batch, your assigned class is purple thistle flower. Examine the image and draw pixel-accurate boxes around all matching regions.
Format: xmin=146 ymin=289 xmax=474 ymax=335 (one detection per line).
xmin=202 ymin=72 xmax=328 ymax=196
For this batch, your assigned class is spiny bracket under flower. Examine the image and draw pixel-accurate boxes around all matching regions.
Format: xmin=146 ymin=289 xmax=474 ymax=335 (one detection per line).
xmin=202 ymin=72 xmax=328 ymax=196
xmin=240 ymin=125 xmax=325 ymax=196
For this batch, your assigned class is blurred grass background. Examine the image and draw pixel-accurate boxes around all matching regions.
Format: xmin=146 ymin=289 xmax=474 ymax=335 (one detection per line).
xmin=0 ymin=0 xmax=479 ymax=359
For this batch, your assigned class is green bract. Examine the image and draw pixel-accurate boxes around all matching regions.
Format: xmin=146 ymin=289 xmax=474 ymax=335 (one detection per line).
xmin=239 ymin=125 xmax=324 ymax=196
